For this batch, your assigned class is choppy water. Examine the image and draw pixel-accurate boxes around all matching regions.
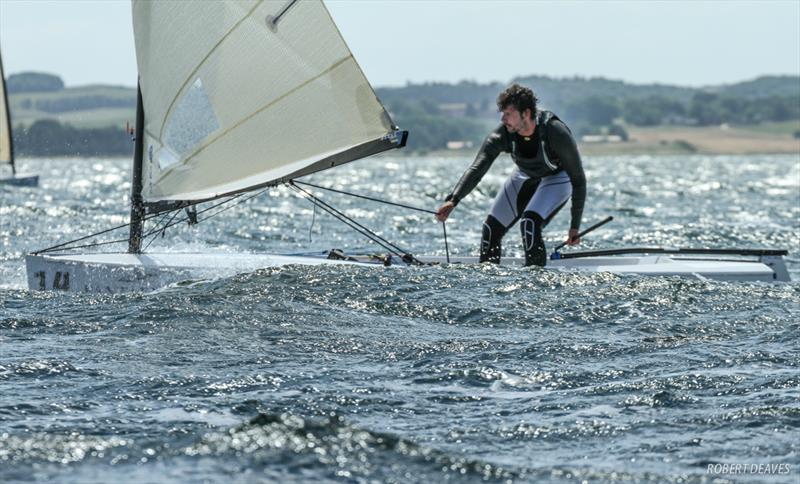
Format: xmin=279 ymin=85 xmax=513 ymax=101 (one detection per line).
xmin=1 ymin=154 xmax=799 ymax=483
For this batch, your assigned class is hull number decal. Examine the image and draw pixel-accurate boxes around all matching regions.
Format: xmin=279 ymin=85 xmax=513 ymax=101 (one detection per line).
xmin=34 ymin=270 xmax=71 ymax=291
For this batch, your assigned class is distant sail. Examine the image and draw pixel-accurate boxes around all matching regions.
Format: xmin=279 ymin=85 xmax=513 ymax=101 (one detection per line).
xmin=0 ymin=49 xmax=13 ymax=170
xmin=132 ymin=0 xmax=399 ymax=204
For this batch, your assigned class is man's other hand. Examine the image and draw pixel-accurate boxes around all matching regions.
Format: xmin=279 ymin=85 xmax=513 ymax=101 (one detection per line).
xmin=567 ymin=228 xmax=580 ymax=246
xmin=436 ymin=201 xmax=455 ymax=222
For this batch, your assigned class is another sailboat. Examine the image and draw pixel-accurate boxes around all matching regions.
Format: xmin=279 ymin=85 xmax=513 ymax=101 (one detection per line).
xmin=0 ymin=48 xmax=38 ymax=186
xmin=25 ymin=0 xmax=790 ymax=293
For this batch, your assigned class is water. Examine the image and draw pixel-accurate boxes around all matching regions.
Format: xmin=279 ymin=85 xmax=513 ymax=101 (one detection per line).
xmin=1 ymin=154 xmax=799 ymax=483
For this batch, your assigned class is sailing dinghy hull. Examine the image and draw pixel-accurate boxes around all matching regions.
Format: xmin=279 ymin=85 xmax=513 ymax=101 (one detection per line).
xmin=26 ymin=249 xmax=790 ymax=293
xmin=0 ymin=173 xmax=38 ymax=186
xmin=25 ymin=253 xmax=359 ymax=293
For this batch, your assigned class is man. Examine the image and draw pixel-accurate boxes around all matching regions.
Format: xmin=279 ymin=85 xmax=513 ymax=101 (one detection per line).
xmin=436 ymin=83 xmax=586 ymax=266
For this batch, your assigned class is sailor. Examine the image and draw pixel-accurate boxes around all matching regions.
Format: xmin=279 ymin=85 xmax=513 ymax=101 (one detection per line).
xmin=435 ymin=83 xmax=586 ymax=266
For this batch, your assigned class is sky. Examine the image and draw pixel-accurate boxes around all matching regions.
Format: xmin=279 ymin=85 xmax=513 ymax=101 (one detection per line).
xmin=1 ymin=0 xmax=798 ymax=89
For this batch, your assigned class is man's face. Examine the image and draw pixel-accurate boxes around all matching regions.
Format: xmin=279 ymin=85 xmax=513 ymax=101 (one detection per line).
xmin=501 ymin=106 xmax=530 ymax=133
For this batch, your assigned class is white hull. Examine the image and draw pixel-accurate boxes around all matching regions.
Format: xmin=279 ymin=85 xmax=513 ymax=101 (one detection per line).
xmin=0 ymin=172 xmax=38 ymax=186
xmin=25 ymin=252 xmax=357 ymax=293
xmin=25 ymin=249 xmax=790 ymax=293
xmin=429 ymin=255 xmax=788 ymax=282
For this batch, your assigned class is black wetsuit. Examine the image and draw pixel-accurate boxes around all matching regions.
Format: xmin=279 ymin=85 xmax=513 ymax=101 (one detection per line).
xmin=445 ymin=111 xmax=586 ymax=265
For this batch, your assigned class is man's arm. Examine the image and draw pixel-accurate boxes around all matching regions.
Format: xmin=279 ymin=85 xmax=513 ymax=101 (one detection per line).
xmin=448 ymin=126 xmax=508 ymax=206
xmin=548 ymin=120 xmax=586 ymax=237
xmin=436 ymin=126 xmax=508 ymax=221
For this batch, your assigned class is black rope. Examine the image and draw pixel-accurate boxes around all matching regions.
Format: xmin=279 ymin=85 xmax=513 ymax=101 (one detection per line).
xmin=308 ymin=202 xmax=317 ymax=242
xmin=291 ymin=180 xmax=451 ymax=263
xmin=442 ymin=222 xmax=450 ymax=263
xmin=142 ymin=208 xmax=181 ymax=252
xmin=33 ymin=212 xmax=163 ymax=255
xmin=34 ymin=187 xmax=271 ymax=255
xmin=292 ymin=180 xmax=436 ymax=214
xmin=137 ymin=187 xmax=271 ymax=249
xmin=40 ymin=237 xmax=131 ymax=253
xmin=289 ymin=184 xmax=405 ymax=258
xmin=33 ymin=178 xmax=452 ymax=265
xmin=289 ymin=183 xmax=423 ymax=264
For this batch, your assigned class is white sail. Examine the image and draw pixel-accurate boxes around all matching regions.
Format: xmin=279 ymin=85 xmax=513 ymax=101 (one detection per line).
xmin=132 ymin=0 xmax=397 ymax=204
xmin=0 ymin=49 xmax=12 ymax=167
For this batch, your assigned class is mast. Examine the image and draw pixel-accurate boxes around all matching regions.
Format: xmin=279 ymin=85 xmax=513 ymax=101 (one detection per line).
xmin=128 ymin=84 xmax=145 ymax=253
xmin=0 ymin=49 xmax=14 ymax=175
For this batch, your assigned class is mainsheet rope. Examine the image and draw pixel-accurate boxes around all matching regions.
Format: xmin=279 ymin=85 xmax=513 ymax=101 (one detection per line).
xmin=291 ymin=180 xmax=450 ymax=263
xmin=288 ymin=182 xmax=421 ymax=264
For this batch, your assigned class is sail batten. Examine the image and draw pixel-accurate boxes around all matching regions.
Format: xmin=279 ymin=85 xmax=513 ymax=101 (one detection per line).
xmin=132 ymin=0 xmax=401 ymax=205
xmin=154 ymin=1 xmax=262 ymax=143
xmin=167 ymin=55 xmax=353 ymax=181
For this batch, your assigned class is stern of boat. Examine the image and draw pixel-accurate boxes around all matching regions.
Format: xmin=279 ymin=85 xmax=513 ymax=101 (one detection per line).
xmin=0 ymin=173 xmax=39 ymax=186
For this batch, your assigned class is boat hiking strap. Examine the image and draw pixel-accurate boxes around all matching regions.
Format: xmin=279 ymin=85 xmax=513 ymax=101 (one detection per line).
xmin=290 ymin=180 xmax=450 ymax=263
xmin=288 ymin=182 xmax=425 ymax=265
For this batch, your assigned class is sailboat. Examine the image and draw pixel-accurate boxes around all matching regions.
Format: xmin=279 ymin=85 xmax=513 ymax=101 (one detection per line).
xmin=25 ymin=0 xmax=789 ymax=293
xmin=0 ymin=48 xmax=38 ymax=186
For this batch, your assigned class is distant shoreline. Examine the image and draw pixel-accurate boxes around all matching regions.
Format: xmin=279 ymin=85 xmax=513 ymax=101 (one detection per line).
xmin=405 ymin=123 xmax=800 ymax=157
xmin=11 ymin=124 xmax=799 ymax=160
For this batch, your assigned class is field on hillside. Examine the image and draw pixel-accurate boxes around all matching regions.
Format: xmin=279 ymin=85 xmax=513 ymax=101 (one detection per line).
xmin=8 ymin=84 xmax=800 ymax=155
xmin=8 ymin=85 xmax=135 ymax=128
xmin=580 ymin=121 xmax=800 ymax=156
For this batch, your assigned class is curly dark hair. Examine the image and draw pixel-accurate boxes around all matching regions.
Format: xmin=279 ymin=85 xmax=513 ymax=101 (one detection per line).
xmin=496 ymin=83 xmax=538 ymax=115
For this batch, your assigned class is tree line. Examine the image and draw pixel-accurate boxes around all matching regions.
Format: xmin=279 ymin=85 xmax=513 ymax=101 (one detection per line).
xmin=377 ymin=76 xmax=800 ymax=151
xmin=13 ymin=120 xmax=132 ymax=157
xmin=8 ymin=72 xmax=798 ymax=156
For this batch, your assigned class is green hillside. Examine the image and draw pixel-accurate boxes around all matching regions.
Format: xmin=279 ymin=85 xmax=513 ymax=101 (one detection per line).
xmin=5 ymin=71 xmax=799 ymax=156
xmin=9 ymin=84 xmax=136 ymax=129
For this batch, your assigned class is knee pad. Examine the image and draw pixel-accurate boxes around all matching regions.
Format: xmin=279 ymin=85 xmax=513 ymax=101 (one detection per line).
xmin=520 ymin=211 xmax=546 ymax=267
xmin=480 ymin=215 xmax=507 ymax=263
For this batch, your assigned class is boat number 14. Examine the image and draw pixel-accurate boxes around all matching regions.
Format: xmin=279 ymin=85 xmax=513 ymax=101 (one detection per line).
xmin=34 ymin=271 xmax=70 ymax=291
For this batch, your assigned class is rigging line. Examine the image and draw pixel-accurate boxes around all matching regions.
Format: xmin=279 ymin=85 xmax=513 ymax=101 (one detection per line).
xmin=145 ymin=190 xmax=253 ymax=235
xmin=288 ymin=184 xmax=406 ymax=259
xmin=269 ymin=0 xmax=299 ymax=27
xmin=291 ymin=189 xmax=406 ymax=261
xmin=288 ymin=184 xmax=377 ymax=250
xmin=308 ymin=202 xmax=317 ymax=242
xmin=290 ymin=184 xmax=426 ymax=266
xmin=33 ymin=211 xmax=168 ymax=255
xmin=290 ymin=180 xmax=447 ymax=264
xmin=442 ymin=222 xmax=450 ymax=264
xmin=139 ymin=186 xmax=271 ymax=243
xmin=33 ymin=189 xmax=257 ymax=255
xmin=144 ymin=209 xmax=173 ymax=238
xmin=291 ymin=180 xmax=437 ymax=214
xmin=288 ymin=184 xmax=401 ymax=257
xmin=142 ymin=208 xmax=181 ymax=252
xmin=40 ymin=237 xmax=131 ymax=253
xmin=196 ymin=186 xmax=270 ymax=221
xmin=33 ymin=221 xmax=132 ymax=254
xmin=289 ymin=183 xmax=409 ymax=256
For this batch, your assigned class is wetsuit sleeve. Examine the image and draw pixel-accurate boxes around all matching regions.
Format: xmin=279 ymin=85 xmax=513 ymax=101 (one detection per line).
xmin=446 ymin=126 xmax=508 ymax=206
xmin=548 ymin=120 xmax=586 ymax=231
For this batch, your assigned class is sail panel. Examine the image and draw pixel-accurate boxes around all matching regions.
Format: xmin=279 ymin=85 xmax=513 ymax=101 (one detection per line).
xmin=133 ymin=0 xmax=396 ymax=203
xmin=0 ymin=50 xmax=12 ymax=166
